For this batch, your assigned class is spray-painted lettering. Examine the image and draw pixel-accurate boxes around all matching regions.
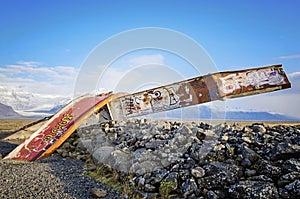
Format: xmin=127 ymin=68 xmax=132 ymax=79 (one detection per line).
xmin=42 ymin=114 xmax=73 ymax=142
xmin=218 ymin=68 xmax=286 ymax=94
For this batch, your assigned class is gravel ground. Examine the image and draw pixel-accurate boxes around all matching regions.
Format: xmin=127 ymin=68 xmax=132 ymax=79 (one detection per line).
xmin=0 ymin=151 xmax=121 ymax=199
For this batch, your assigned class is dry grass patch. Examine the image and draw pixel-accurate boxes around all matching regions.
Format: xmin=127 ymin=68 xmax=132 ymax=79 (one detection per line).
xmin=0 ymin=120 xmax=35 ymax=134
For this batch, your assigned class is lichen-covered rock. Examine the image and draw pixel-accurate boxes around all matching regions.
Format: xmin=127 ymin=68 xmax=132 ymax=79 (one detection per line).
xmin=279 ymin=180 xmax=300 ymax=199
xmin=257 ymin=160 xmax=282 ymax=179
xmin=197 ymin=162 xmax=242 ymax=189
xmin=283 ymin=158 xmax=300 ymax=172
xmin=278 ymin=171 xmax=300 ymax=187
xmin=229 ymin=181 xmax=279 ymax=199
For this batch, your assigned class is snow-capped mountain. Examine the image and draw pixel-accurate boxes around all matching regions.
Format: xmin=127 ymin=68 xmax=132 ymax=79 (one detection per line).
xmin=0 ymin=86 xmax=70 ymax=118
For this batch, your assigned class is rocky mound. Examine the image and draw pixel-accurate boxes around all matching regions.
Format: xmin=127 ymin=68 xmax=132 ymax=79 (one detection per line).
xmin=55 ymin=119 xmax=300 ymax=199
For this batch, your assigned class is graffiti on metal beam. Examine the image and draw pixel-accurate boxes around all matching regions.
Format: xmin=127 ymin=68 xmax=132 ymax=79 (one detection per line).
xmin=119 ymin=77 xmax=212 ymax=117
xmin=218 ymin=67 xmax=287 ymax=95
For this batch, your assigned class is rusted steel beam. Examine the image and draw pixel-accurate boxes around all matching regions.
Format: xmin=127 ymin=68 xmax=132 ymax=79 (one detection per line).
xmin=109 ymin=64 xmax=291 ymax=120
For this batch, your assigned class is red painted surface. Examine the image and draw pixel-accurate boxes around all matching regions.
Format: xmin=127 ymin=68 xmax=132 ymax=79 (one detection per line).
xmin=6 ymin=94 xmax=110 ymax=161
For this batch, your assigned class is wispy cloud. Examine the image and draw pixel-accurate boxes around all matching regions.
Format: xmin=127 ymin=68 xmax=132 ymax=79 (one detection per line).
xmin=0 ymin=61 xmax=78 ymax=96
xmin=16 ymin=61 xmax=42 ymax=67
xmin=3 ymin=63 xmax=77 ymax=80
xmin=2 ymin=64 xmax=56 ymax=75
xmin=287 ymin=71 xmax=300 ymax=93
xmin=288 ymin=71 xmax=300 ymax=78
xmin=278 ymin=54 xmax=300 ymax=59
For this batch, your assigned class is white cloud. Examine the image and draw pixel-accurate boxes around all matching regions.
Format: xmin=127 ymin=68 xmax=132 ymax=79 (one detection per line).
xmin=286 ymin=71 xmax=300 ymax=93
xmin=1 ymin=62 xmax=78 ymax=86
xmin=0 ymin=61 xmax=79 ymax=114
xmin=16 ymin=61 xmax=42 ymax=67
xmin=278 ymin=54 xmax=300 ymax=59
xmin=2 ymin=64 xmax=55 ymax=75
xmin=288 ymin=71 xmax=300 ymax=79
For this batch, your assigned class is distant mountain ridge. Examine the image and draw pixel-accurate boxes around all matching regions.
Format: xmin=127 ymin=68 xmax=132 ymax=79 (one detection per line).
xmin=0 ymin=101 xmax=298 ymax=122
xmin=166 ymin=105 xmax=299 ymax=122
xmin=0 ymin=102 xmax=24 ymax=119
xmin=202 ymin=106 xmax=298 ymax=121
xmin=224 ymin=110 xmax=298 ymax=122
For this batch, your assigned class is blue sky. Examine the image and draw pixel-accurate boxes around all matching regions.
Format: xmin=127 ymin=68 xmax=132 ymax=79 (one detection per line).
xmin=0 ymin=0 xmax=300 ymax=119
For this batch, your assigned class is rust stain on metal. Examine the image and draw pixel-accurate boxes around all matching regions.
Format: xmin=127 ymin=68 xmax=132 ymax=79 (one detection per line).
xmin=217 ymin=65 xmax=291 ymax=98
xmin=113 ymin=64 xmax=291 ymax=118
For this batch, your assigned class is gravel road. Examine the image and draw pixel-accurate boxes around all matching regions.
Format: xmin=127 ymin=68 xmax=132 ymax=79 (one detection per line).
xmin=0 ymin=149 xmax=121 ymax=199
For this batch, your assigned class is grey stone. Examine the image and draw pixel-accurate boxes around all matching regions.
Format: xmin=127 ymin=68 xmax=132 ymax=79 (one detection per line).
xmin=207 ymin=190 xmax=219 ymax=199
xmin=92 ymin=188 xmax=107 ymax=198
xmin=150 ymin=169 xmax=169 ymax=185
xmin=283 ymin=158 xmax=300 ymax=172
xmin=77 ymin=139 xmax=93 ymax=152
xmin=198 ymin=162 xmax=241 ymax=189
xmin=221 ymin=134 xmax=229 ymax=141
xmin=214 ymin=144 xmax=225 ymax=151
xmin=257 ymin=160 xmax=282 ymax=179
xmin=191 ymin=167 xmax=205 ymax=178
xmin=182 ymin=178 xmax=199 ymax=198
xmin=229 ymin=181 xmax=279 ymax=199
xmin=278 ymin=172 xmax=300 ymax=187
xmin=242 ymin=136 xmax=252 ymax=143
xmin=111 ymin=149 xmax=132 ymax=172
xmin=130 ymin=160 xmax=160 ymax=175
xmin=283 ymin=180 xmax=300 ymax=198
xmin=252 ymin=124 xmax=267 ymax=133
xmin=177 ymin=125 xmax=192 ymax=136
xmin=272 ymin=143 xmax=300 ymax=160
xmin=251 ymin=175 xmax=273 ymax=182
xmin=242 ymin=146 xmax=260 ymax=162
xmin=245 ymin=169 xmax=257 ymax=177
xmin=241 ymin=158 xmax=252 ymax=167
xmin=135 ymin=176 xmax=145 ymax=188
xmin=92 ymin=146 xmax=114 ymax=164
xmin=144 ymin=183 xmax=156 ymax=192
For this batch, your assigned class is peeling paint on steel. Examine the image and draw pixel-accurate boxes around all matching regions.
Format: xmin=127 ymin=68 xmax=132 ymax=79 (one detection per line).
xmin=112 ymin=64 xmax=291 ymax=119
